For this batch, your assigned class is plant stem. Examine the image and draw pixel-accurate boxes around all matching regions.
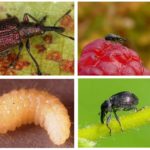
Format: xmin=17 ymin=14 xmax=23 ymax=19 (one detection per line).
xmin=79 ymin=107 xmax=150 ymax=145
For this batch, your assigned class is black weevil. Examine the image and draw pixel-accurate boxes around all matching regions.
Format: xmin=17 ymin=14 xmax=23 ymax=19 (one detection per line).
xmin=99 ymin=91 xmax=139 ymax=135
xmin=105 ymin=34 xmax=126 ymax=44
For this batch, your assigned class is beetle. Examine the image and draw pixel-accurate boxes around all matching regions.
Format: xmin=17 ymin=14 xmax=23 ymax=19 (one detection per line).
xmin=99 ymin=91 xmax=139 ymax=135
xmin=105 ymin=34 xmax=126 ymax=44
xmin=0 ymin=9 xmax=74 ymax=75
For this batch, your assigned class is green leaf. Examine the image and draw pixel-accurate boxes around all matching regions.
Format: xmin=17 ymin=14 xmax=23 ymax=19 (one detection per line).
xmin=0 ymin=2 xmax=74 ymax=75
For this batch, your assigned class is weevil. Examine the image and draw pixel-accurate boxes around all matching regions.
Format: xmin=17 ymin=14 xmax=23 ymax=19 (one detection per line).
xmin=99 ymin=91 xmax=140 ymax=135
xmin=105 ymin=34 xmax=126 ymax=44
xmin=0 ymin=9 xmax=74 ymax=75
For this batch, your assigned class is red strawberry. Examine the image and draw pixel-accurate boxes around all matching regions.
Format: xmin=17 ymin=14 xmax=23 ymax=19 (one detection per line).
xmin=78 ymin=39 xmax=150 ymax=75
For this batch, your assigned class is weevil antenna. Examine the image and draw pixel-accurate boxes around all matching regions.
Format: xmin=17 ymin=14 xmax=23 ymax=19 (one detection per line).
xmin=56 ymin=32 xmax=74 ymax=40
xmin=54 ymin=9 xmax=72 ymax=27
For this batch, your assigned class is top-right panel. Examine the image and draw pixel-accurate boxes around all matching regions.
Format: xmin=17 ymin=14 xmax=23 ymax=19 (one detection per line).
xmin=78 ymin=2 xmax=150 ymax=76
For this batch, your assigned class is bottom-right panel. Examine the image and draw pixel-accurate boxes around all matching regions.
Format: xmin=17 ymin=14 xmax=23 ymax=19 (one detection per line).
xmin=78 ymin=78 xmax=150 ymax=148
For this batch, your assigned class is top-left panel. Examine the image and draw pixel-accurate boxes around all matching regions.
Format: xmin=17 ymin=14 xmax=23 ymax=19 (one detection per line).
xmin=0 ymin=2 xmax=74 ymax=75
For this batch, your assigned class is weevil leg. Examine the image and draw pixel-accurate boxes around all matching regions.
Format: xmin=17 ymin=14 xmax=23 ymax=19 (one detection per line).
xmin=134 ymin=107 xmax=139 ymax=112
xmin=23 ymin=13 xmax=39 ymax=23
xmin=39 ymin=16 xmax=47 ymax=25
xmin=113 ymin=111 xmax=123 ymax=132
xmin=9 ymin=42 xmax=23 ymax=68
xmin=106 ymin=113 xmax=112 ymax=135
xmin=25 ymin=38 xmax=42 ymax=75
xmin=23 ymin=13 xmax=47 ymax=25
xmin=125 ymin=106 xmax=144 ymax=112
xmin=6 ymin=13 xmax=12 ymax=18
xmin=134 ymin=107 xmax=145 ymax=112
xmin=54 ymin=9 xmax=72 ymax=26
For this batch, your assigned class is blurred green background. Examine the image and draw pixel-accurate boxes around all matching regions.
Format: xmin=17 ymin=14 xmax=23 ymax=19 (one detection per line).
xmin=78 ymin=2 xmax=150 ymax=70
xmin=0 ymin=2 xmax=74 ymax=75
xmin=79 ymin=79 xmax=150 ymax=147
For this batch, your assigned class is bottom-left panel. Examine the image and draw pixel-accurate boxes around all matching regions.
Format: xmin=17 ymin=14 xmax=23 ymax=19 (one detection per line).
xmin=0 ymin=79 xmax=74 ymax=148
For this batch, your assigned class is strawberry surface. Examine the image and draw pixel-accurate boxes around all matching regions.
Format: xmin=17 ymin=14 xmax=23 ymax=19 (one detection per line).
xmin=79 ymin=39 xmax=150 ymax=75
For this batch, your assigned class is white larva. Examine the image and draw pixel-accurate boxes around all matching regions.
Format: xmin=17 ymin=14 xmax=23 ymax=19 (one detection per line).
xmin=0 ymin=89 xmax=71 ymax=145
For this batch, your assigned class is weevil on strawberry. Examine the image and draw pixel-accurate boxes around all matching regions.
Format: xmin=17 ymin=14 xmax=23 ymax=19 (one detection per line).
xmin=78 ymin=34 xmax=150 ymax=75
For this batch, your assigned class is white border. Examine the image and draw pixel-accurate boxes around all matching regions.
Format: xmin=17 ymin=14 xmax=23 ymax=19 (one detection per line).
xmin=0 ymin=1 xmax=76 ymax=149
xmin=78 ymin=76 xmax=150 ymax=79
xmin=74 ymin=0 xmax=78 ymax=149
xmin=1 ymin=1 xmax=150 ymax=149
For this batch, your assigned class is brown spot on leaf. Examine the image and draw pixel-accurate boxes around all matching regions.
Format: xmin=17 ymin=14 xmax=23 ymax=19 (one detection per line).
xmin=43 ymin=34 xmax=53 ymax=44
xmin=15 ymin=60 xmax=30 ymax=70
xmin=0 ymin=6 xmax=6 ymax=12
xmin=0 ymin=53 xmax=16 ymax=75
xmin=35 ymin=44 xmax=46 ymax=53
xmin=60 ymin=15 xmax=74 ymax=31
xmin=60 ymin=59 xmax=74 ymax=73
xmin=0 ymin=53 xmax=30 ymax=75
xmin=46 ymin=51 xmax=62 ymax=62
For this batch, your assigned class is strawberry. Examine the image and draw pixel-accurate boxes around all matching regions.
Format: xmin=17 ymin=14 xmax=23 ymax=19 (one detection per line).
xmin=78 ymin=39 xmax=150 ymax=75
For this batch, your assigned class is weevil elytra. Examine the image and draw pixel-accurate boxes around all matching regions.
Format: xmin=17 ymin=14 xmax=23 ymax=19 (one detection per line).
xmin=0 ymin=9 xmax=74 ymax=75
xmin=99 ymin=91 xmax=140 ymax=135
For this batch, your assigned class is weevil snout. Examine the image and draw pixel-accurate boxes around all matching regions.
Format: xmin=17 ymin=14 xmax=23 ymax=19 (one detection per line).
xmin=55 ymin=27 xmax=65 ymax=33
xmin=100 ymin=100 xmax=111 ymax=124
xmin=40 ymin=26 xmax=65 ymax=33
xmin=100 ymin=109 xmax=106 ymax=124
xmin=100 ymin=103 xmax=107 ymax=124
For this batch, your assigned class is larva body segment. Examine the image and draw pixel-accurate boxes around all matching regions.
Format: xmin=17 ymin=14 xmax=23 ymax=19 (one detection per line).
xmin=0 ymin=89 xmax=71 ymax=145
